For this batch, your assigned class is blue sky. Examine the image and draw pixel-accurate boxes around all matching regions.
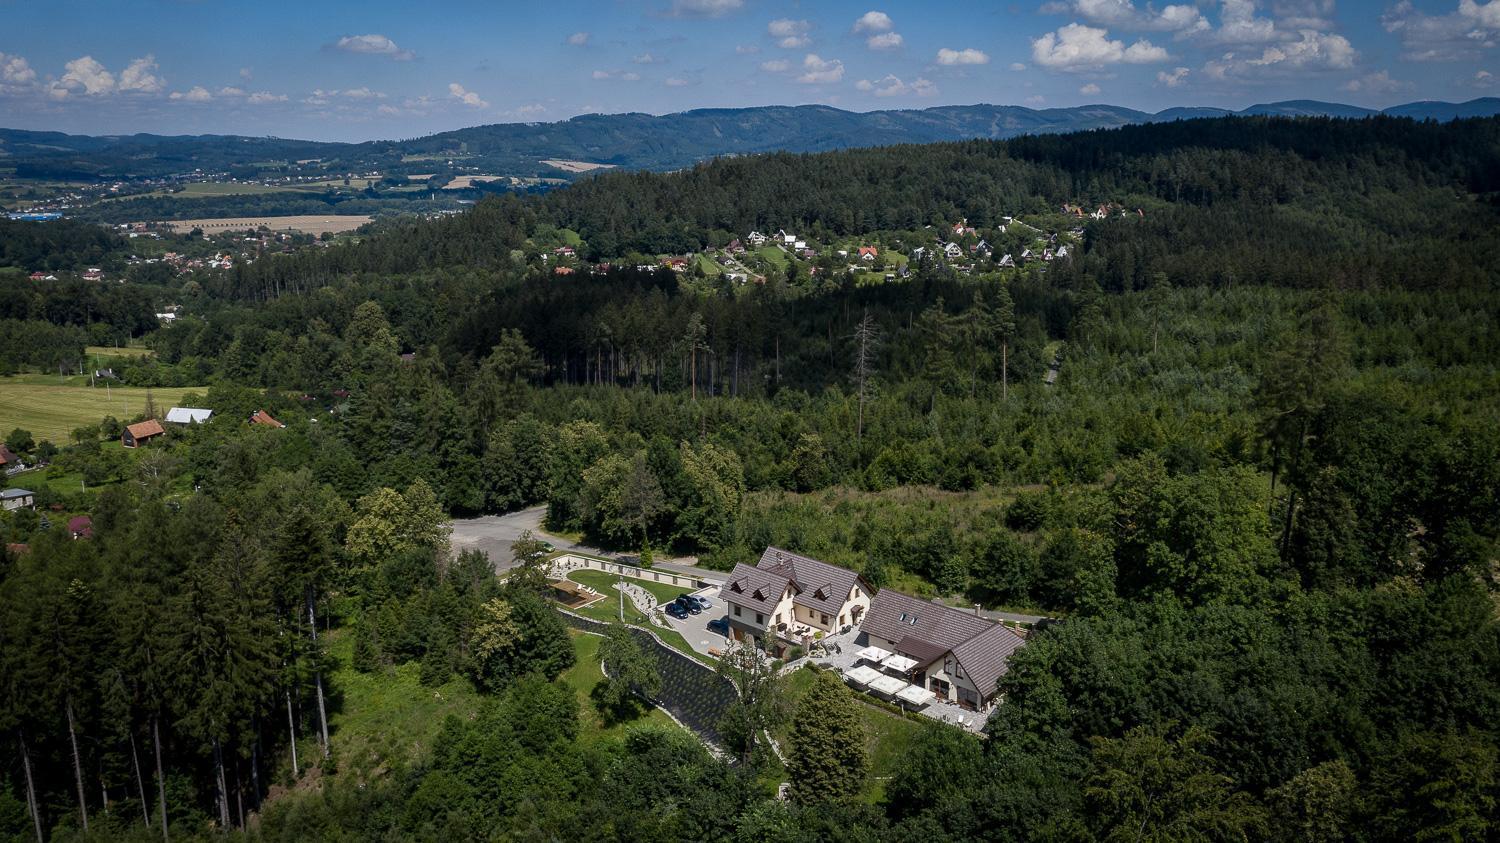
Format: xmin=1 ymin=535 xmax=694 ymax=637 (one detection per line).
xmin=0 ymin=0 xmax=1495 ymax=141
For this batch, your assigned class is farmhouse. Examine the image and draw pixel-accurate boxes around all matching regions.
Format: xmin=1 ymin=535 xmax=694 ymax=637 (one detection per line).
xmin=1 ymin=488 xmax=35 ymax=512
xmin=122 ymin=419 xmax=165 ymax=448
xmin=859 ymin=246 xmax=878 ymax=261
xmin=858 ymin=590 xmax=1026 ymax=711
xmin=746 ymin=231 xmax=768 ymax=247
xmin=249 ymin=410 xmax=286 ymax=428
xmin=165 ymin=407 xmax=213 ymax=425
xmin=720 ymin=547 xmax=873 ymax=656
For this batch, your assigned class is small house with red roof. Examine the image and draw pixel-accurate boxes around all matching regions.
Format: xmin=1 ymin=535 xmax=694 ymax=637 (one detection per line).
xmin=122 ymin=419 xmax=165 ymax=448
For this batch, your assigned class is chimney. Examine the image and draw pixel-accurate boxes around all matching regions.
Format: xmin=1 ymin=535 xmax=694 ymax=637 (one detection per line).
xmin=974 ymin=604 xmax=981 ymax=617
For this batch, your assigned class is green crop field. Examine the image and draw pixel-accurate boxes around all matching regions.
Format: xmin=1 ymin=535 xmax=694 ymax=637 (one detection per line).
xmin=0 ymin=376 xmax=203 ymax=443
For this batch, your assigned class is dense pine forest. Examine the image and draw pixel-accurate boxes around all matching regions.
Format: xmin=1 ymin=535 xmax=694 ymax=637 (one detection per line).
xmin=1 ymin=115 xmax=1498 ymax=840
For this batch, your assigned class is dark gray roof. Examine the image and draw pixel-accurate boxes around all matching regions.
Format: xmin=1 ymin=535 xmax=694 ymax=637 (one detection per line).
xmin=720 ymin=562 xmax=791 ymax=616
xmin=952 ymin=623 xmax=1026 ymax=697
xmin=756 ymin=546 xmax=865 ymax=618
xmin=1 ymin=488 xmax=34 ymax=499
xmin=862 ymin=589 xmax=1025 ymax=697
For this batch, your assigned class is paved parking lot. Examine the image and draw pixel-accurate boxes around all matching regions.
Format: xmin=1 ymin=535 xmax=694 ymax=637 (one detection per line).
xmin=659 ymin=586 xmax=733 ymax=658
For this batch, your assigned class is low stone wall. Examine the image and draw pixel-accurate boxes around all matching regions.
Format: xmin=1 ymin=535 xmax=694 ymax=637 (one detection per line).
xmin=557 ymin=608 xmax=738 ymax=748
xmin=552 ymin=553 xmax=713 ymax=591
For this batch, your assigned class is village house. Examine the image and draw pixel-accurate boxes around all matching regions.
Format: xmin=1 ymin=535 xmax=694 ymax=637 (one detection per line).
xmin=122 ymin=419 xmax=165 ymax=448
xmin=858 ymin=246 xmax=878 ymax=261
xmin=728 ymin=238 xmax=744 ymax=254
xmin=857 ymin=590 xmax=1026 ymax=711
xmin=746 ymin=231 xmax=768 ymax=247
xmin=720 ymin=547 xmax=873 ymax=656
xmin=1 ymin=488 xmax=35 ymax=512
xmin=249 ymin=410 xmax=286 ymax=428
xmin=0 ymin=445 xmax=25 ymax=474
xmin=83 ymin=268 xmax=104 ymax=282
xmin=165 ymin=407 xmax=213 ymax=425
xmin=998 ymin=253 xmax=1016 ymax=268
xmin=943 ymin=242 xmax=964 ymax=260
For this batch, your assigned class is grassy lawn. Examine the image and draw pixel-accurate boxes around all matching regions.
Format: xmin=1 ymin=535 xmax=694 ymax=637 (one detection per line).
xmin=561 ymin=630 xmax=681 ymax=744
xmin=569 ymin=568 xmax=694 ymax=606
xmin=323 ymin=628 xmax=483 ymax=782
xmin=754 ymin=245 xmax=789 ymax=270
xmin=0 ymin=376 xmax=204 ymax=443
xmin=776 ymin=665 xmax=930 ymax=803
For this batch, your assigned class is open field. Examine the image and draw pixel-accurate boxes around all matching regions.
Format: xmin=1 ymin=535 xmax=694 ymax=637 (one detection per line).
xmin=0 ymin=377 xmax=203 ymax=443
xmin=173 ymin=181 xmax=300 ymax=197
xmin=163 ymin=214 xmax=372 ymax=235
xmin=85 ymin=345 xmax=153 ymax=360
xmin=541 ymin=159 xmax=616 ymax=173
xmin=441 ymin=175 xmax=505 ymax=190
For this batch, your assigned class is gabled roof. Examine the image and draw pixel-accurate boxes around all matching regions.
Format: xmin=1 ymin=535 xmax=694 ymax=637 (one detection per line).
xmin=1 ymin=488 xmax=35 ymax=499
xmin=861 ymin=589 xmax=1025 ymax=695
xmin=721 ymin=562 xmax=792 ymax=616
xmin=165 ymin=407 xmax=213 ymax=424
xmin=756 ymin=546 xmax=867 ymax=618
xmin=249 ymin=410 xmax=285 ymax=428
xmin=0 ymin=445 xmax=19 ymax=466
xmin=126 ymin=419 xmax=165 ymax=439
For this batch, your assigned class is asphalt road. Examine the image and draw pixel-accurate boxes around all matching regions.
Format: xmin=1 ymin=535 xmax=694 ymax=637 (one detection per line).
xmin=448 ymin=506 xmax=582 ymax=573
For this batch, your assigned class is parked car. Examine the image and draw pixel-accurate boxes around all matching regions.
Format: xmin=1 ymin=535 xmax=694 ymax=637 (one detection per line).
xmin=707 ymin=617 xmax=729 ymax=635
xmin=664 ymin=602 xmax=689 ymax=620
xmin=690 ymin=595 xmax=712 ymax=610
xmin=673 ymin=595 xmax=702 ymax=615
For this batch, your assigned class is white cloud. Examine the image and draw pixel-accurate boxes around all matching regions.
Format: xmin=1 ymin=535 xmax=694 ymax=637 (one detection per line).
xmin=377 ymin=104 xmax=401 ymax=116
xmin=1203 ymin=29 xmax=1356 ymax=80
xmin=169 ymin=86 xmax=213 ymax=102
xmin=567 ymin=32 xmax=590 ymax=46
xmin=1042 ymin=0 xmax=1209 ymax=34
xmin=1010 ymin=61 xmax=1028 ymax=71
xmin=665 ymin=76 xmax=691 ymax=86
xmin=1080 ymin=82 xmax=1102 ymax=94
xmin=1383 ymin=0 xmax=1500 ymax=62
xmin=57 ymin=56 xmax=116 ymax=96
xmin=448 ymin=82 xmax=488 ymax=108
xmin=1214 ymin=0 xmax=1280 ymax=44
xmin=855 ymin=73 xmax=937 ymax=96
xmin=247 ymin=91 xmax=287 ymax=104
xmin=867 ymin=32 xmax=904 ymax=50
xmin=334 ymin=34 xmax=415 ymax=61
xmin=1031 ymin=24 xmax=1168 ymax=71
xmin=513 ymin=103 xmax=547 ymax=117
xmin=736 ymin=44 xmax=760 ymax=54
xmin=667 ymin=0 xmax=743 ymax=18
xmin=853 ymin=11 xmax=894 ymax=33
xmin=118 ymin=55 xmax=164 ymax=93
xmin=1025 ymin=95 xmax=1047 ymax=105
xmin=591 ymin=69 xmax=642 ymax=81
xmin=936 ymin=47 xmax=990 ymax=65
xmin=218 ymin=86 xmax=246 ymax=97
xmin=1157 ymin=66 xmax=1190 ymax=86
xmin=633 ymin=52 xmax=665 ymax=64
xmin=797 ymin=53 xmax=845 ymax=83
xmin=0 ymin=53 xmax=37 ymax=91
xmin=760 ymin=59 xmax=791 ymax=72
xmin=1341 ymin=70 xmax=1414 ymax=94
xmin=770 ymin=19 xmax=813 ymax=49
xmin=239 ymin=67 xmax=253 ymax=80
xmin=1472 ymin=69 xmax=1496 ymax=87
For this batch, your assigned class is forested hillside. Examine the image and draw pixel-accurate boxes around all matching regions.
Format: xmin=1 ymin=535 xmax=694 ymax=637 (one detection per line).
xmin=1 ymin=114 xmax=1497 ymax=840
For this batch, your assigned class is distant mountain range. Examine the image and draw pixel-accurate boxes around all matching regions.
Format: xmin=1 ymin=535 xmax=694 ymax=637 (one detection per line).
xmin=4 ymin=98 xmax=1498 ymax=181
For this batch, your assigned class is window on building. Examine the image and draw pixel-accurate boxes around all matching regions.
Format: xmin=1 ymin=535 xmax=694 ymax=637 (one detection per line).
xmin=820 ymin=613 xmax=829 ymax=625
xmin=733 ymin=605 xmax=741 ymax=617
xmin=756 ymin=612 xmax=764 ymax=624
